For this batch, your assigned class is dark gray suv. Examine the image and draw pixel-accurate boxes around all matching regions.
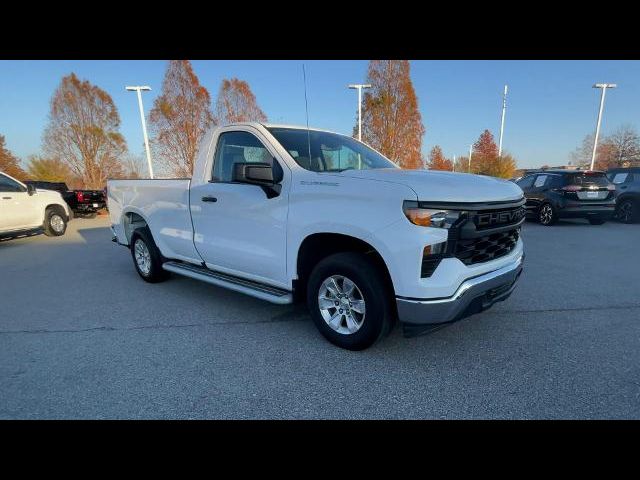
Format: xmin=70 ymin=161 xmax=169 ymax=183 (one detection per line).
xmin=607 ymin=167 xmax=640 ymax=223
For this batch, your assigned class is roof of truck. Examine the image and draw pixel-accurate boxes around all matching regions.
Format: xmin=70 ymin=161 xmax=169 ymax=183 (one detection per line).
xmin=221 ymin=122 xmax=344 ymax=136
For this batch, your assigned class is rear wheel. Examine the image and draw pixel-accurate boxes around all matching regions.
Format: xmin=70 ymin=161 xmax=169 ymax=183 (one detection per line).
xmin=538 ymin=203 xmax=556 ymax=226
xmin=130 ymin=228 xmax=169 ymax=283
xmin=306 ymin=252 xmax=393 ymax=350
xmin=616 ymin=199 xmax=638 ymax=224
xmin=43 ymin=206 xmax=67 ymax=236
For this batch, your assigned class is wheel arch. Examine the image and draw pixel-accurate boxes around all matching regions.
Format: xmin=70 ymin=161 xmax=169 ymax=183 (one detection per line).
xmin=121 ymin=208 xmax=150 ymax=245
xmin=43 ymin=203 xmax=69 ymax=224
xmin=294 ymin=232 xmax=396 ymax=302
xmin=616 ymin=192 xmax=640 ymax=205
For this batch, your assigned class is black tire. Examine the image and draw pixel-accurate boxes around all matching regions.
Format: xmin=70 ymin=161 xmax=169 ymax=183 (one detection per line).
xmin=588 ymin=217 xmax=606 ymax=225
xmin=306 ymin=252 xmax=393 ymax=351
xmin=43 ymin=206 xmax=68 ymax=236
xmin=130 ymin=228 xmax=169 ymax=283
xmin=538 ymin=203 xmax=557 ymax=226
xmin=616 ymin=199 xmax=638 ymax=224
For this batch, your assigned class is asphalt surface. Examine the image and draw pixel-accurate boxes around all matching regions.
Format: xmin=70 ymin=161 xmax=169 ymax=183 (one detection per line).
xmin=1 ymin=215 xmax=639 ymax=419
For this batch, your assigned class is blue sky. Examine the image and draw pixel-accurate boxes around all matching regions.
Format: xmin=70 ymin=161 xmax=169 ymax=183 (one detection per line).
xmin=1 ymin=60 xmax=639 ymax=169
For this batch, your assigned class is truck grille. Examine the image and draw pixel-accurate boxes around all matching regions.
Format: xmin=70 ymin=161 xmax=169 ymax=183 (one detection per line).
xmin=454 ymin=228 xmax=520 ymax=265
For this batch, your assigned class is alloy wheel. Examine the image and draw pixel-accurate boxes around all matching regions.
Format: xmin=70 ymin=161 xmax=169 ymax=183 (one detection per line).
xmin=317 ymin=275 xmax=366 ymax=335
xmin=50 ymin=214 xmax=65 ymax=233
xmin=539 ymin=204 xmax=553 ymax=225
xmin=134 ymin=239 xmax=152 ymax=276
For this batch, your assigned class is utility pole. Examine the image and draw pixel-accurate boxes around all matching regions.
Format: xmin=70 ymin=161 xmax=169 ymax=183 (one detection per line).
xmin=498 ymin=84 xmax=508 ymax=157
xmin=126 ymin=86 xmax=154 ymax=178
xmin=590 ymin=83 xmax=617 ymax=170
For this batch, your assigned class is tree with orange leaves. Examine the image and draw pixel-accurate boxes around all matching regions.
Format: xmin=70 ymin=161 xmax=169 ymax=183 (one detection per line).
xmin=42 ymin=73 xmax=127 ymax=189
xmin=149 ymin=60 xmax=214 ymax=177
xmin=26 ymin=156 xmax=74 ymax=183
xmin=426 ymin=145 xmax=453 ymax=171
xmin=215 ymin=78 xmax=267 ymax=125
xmin=0 ymin=135 xmax=26 ymax=180
xmin=358 ymin=60 xmax=425 ymax=169
xmin=469 ymin=129 xmax=515 ymax=178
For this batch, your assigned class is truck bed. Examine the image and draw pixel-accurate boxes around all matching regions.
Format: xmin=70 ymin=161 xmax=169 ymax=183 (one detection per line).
xmin=107 ymin=179 xmax=201 ymax=263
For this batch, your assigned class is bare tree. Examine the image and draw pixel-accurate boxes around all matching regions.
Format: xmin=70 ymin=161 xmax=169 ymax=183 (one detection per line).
xmin=359 ymin=60 xmax=425 ymax=169
xmin=605 ymin=124 xmax=640 ymax=165
xmin=570 ymin=128 xmax=639 ymax=169
xmin=149 ymin=60 xmax=214 ymax=177
xmin=215 ymin=78 xmax=267 ymax=124
xmin=121 ymin=154 xmax=147 ymax=179
xmin=42 ymin=73 xmax=127 ymax=189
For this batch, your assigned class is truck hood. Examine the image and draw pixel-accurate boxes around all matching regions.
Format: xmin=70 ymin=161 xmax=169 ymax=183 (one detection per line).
xmin=340 ymin=168 xmax=524 ymax=203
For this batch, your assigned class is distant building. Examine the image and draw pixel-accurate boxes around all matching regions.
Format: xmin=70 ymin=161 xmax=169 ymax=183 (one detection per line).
xmin=546 ymin=165 xmax=579 ymax=170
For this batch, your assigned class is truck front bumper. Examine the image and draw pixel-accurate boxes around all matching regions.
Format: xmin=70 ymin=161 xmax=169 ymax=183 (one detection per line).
xmin=397 ymin=253 xmax=524 ymax=336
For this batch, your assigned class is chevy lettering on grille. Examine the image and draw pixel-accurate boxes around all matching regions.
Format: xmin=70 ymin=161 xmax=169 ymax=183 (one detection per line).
xmin=474 ymin=207 xmax=526 ymax=228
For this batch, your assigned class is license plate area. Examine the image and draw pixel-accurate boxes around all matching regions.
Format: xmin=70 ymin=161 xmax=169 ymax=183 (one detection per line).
xmin=577 ymin=190 xmax=606 ymax=200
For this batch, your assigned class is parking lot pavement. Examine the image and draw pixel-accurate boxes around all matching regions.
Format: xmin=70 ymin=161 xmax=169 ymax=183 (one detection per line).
xmin=1 ymin=215 xmax=639 ymax=419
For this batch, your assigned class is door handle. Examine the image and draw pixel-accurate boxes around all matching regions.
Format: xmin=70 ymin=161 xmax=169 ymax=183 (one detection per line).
xmin=621 ymin=186 xmax=628 ymax=190
xmin=2 ymin=196 xmax=12 ymax=200
xmin=202 ymin=196 xmax=217 ymax=203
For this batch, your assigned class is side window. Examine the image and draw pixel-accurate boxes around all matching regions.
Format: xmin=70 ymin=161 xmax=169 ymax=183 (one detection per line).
xmin=611 ymin=172 xmax=632 ymax=184
xmin=211 ymin=131 xmax=273 ymax=182
xmin=548 ymin=175 xmax=563 ymax=188
xmin=516 ymin=175 xmax=535 ymax=189
xmin=0 ymin=173 xmax=25 ymax=193
xmin=320 ymin=143 xmax=361 ymax=171
xmin=533 ymin=175 xmax=548 ymax=188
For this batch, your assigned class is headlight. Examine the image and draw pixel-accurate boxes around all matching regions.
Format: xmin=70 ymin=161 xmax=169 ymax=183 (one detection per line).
xmin=403 ymin=201 xmax=462 ymax=228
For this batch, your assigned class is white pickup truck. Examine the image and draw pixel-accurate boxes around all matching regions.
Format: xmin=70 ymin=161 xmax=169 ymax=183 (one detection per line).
xmin=1 ymin=170 xmax=71 ymax=240
xmin=108 ymin=123 xmax=525 ymax=350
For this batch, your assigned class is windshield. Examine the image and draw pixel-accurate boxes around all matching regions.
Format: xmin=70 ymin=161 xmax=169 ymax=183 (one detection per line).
xmin=267 ymin=127 xmax=397 ymax=172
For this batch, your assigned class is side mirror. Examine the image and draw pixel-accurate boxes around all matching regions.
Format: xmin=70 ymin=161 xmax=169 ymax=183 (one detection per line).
xmin=27 ymin=183 xmax=36 ymax=196
xmin=233 ymin=161 xmax=283 ymax=185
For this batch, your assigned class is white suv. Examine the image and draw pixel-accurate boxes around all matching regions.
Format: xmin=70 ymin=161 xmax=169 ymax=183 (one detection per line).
xmin=0 ymin=171 xmax=71 ymax=240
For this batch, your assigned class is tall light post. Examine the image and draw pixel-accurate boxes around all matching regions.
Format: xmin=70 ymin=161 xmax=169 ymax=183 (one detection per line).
xmin=126 ymin=86 xmax=154 ymax=179
xmin=590 ymin=83 xmax=617 ymax=171
xmin=498 ymin=84 xmax=508 ymax=157
xmin=348 ymin=83 xmax=372 ymax=141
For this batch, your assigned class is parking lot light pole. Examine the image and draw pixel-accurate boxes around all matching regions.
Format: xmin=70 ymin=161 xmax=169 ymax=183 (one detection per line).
xmin=348 ymin=84 xmax=372 ymax=142
xmin=126 ymin=86 xmax=154 ymax=179
xmin=590 ymin=83 xmax=617 ymax=171
xmin=498 ymin=85 xmax=508 ymax=157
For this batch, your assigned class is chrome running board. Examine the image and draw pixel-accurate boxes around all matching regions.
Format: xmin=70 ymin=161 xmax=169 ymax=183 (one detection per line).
xmin=162 ymin=261 xmax=293 ymax=305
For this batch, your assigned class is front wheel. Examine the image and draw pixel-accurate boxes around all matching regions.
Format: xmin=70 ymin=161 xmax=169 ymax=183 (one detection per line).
xmin=306 ymin=252 xmax=393 ymax=350
xmin=538 ymin=203 xmax=556 ymax=226
xmin=43 ymin=206 xmax=67 ymax=236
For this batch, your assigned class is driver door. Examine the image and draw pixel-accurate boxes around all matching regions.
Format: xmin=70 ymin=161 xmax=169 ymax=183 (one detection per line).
xmin=189 ymin=128 xmax=290 ymax=288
